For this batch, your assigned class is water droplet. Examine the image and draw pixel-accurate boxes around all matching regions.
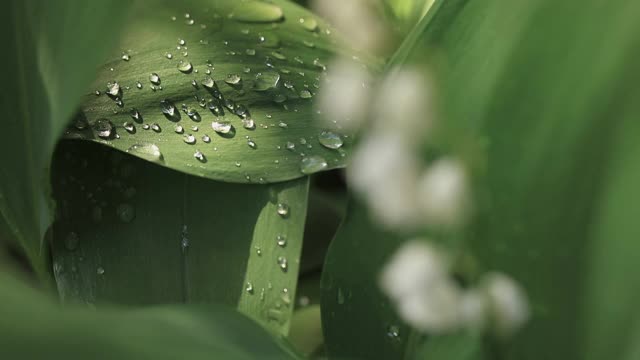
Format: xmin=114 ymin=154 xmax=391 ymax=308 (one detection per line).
xmin=271 ymin=51 xmax=286 ymax=60
xmin=253 ymin=71 xmax=280 ymax=91
xmin=211 ymin=121 xmax=232 ymax=134
xmin=194 ymin=150 xmax=205 ymax=162
xmin=94 ymin=118 xmax=114 ymax=138
xmin=173 ymin=125 xmax=184 ymax=134
xmin=276 ymin=234 xmax=287 ymax=247
xmin=177 ymin=60 xmax=193 ymax=73
xmin=299 ymin=89 xmax=313 ymax=99
xmin=242 ymin=119 xmax=255 ymax=130
xmin=276 ymin=203 xmax=289 ymax=217
xmin=202 ymin=135 xmax=211 ymax=143
xmin=255 ymin=246 xmax=262 ymax=256
xmin=318 ymin=131 xmax=343 ymax=149
xmin=286 ymin=141 xmax=296 ymax=151
xmin=160 ymin=99 xmax=176 ymax=116
xmin=135 ymin=81 xmax=143 ymax=89
xmin=142 ymin=124 xmax=150 ymax=130
xmin=303 ymin=40 xmax=316 ymax=48
xmin=231 ymin=2 xmax=284 ymax=23
xmin=106 ymin=82 xmax=120 ymax=97
xmin=386 ymin=325 xmax=400 ymax=339
xmin=183 ymin=134 xmax=196 ymax=144
xmin=299 ymin=16 xmax=318 ymax=31
xmin=246 ymin=48 xmax=256 ymax=56
xmin=281 ymin=288 xmax=291 ymax=305
xmin=127 ymin=143 xmax=164 ymax=163
xmin=166 ymin=52 xmax=173 ymax=59
xmin=258 ymin=33 xmax=281 ymax=48
xmin=184 ymin=106 xmax=201 ymax=121
xmin=123 ymin=121 xmax=135 ymax=133
xmin=301 ymin=155 xmax=328 ymax=174
xmin=277 ymin=256 xmax=288 ymax=272
xmin=246 ymin=282 xmax=254 ymax=294
xmin=150 ymin=73 xmax=161 ymax=85
xmin=121 ymin=53 xmax=130 ymax=61
xmin=178 ymin=39 xmax=186 ymax=46
xmin=235 ymin=161 xmax=242 ymax=167
xmin=97 ymin=267 xmax=105 ymax=275
xmin=225 ymin=73 xmax=242 ymax=86
xmin=247 ymin=140 xmax=257 ymax=149
xmin=116 ymin=203 xmax=135 ymax=223
xmin=64 ymin=232 xmax=79 ymax=251
xmin=201 ymin=76 xmax=217 ymax=89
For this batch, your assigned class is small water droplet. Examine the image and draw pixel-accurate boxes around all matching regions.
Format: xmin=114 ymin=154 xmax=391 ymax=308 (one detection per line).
xmin=202 ymin=135 xmax=211 ymax=143
xmin=193 ymin=150 xmax=205 ymax=162
xmin=64 ymin=232 xmax=79 ymax=251
xmin=97 ymin=267 xmax=105 ymax=275
xmin=174 ymin=125 xmax=184 ymax=134
xmin=318 ymin=131 xmax=343 ymax=149
xmin=136 ymin=81 xmax=143 ymax=89
xmin=247 ymin=140 xmax=257 ymax=149
xmin=276 ymin=234 xmax=287 ymax=247
xmin=121 ymin=53 xmax=130 ymax=61
xmin=123 ymin=121 xmax=135 ymax=133
xmin=286 ymin=141 xmax=296 ymax=151
xmin=246 ymin=48 xmax=256 ymax=56
xmin=299 ymin=89 xmax=313 ymax=99
xmin=94 ymin=118 xmax=114 ymax=138
xmin=150 ymin=73 xmax=161 ymax=85
xmin=178 ymin=39 xmax=186 ymax=46
xmin=127 ymin=143 xmax=164 ymax=163
xmin=277 ymin=256 xmax=288 ymax=272
xmin=386 ymin=325 xmax=400 ymax=340
xmin=255 ymin=246 xmax=262 ymax=256
xmin=276 ymin=203 xmax=289 ymax=217
xmin=225 ymin=73 xmax=242 ymax=86
xmin=246 ymin=282 xmax=254 ymax=294
xmin=183 ymin=134 xmax=196 ymax=144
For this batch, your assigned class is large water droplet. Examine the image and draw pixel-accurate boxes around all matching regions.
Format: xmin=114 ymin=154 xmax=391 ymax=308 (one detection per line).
xmin=300 ymin=155 xmax=328 ymax=174
xmin=211 ymin=121 xmax=232 ymax=134
xmin=116 ymin=203 xmax=135 ymax=223
xmin=127 ymin=143 xmax=164 ymax=163
xmin=231 ymin=2 xmax=284 ymax=23
xmin=225 ymin=73 xmax=242 ymax=86
xmin=160 ymin=99 xmax=176 ymax=116
xmin=318 ymin=131 xmax=343 ymax=149
xmin=183 ymin=134 xmax=196 ymax=144
xmin=242 ymin=118 xmax=255 ymax=130
xmin=299 ymin=16 xmax=318 ymax=31
xmin=177 ymin=60 xmax=193 ymax=73
xmin=201 ymin=76 xmax=217 ymax=89
xmin=94 ymin=118 xmax=114 ymax=139
xmin=253 ymin=71 xmax=280 ymax=91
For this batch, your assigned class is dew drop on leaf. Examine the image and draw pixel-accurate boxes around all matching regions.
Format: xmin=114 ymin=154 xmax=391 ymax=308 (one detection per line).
xmin=126 ymin=143 xmax=164 ymax=164
xmin=211 ymin=121 xmax=232 ymax=134
xmin=276 ymin=234 xmax=287 ymax=247
xmin=150 ymin=73 xmax=161 ymax=85
xmin=177 ymin=60 xmax=193 ymax=73
xmin=116 ymin=203 xmax=135 ymax=223
xmin=253 ymin=71 xmax=280 ymax=91
xmin=299 ymin=16 xmax=318 ymax=32
xmin=123 ymin=121 xmax=135 ymax=133
xmin=183 ymin=134 xmax=196 ymax=144
xmin=318 ymin=131 xmax=343 ymax=149
xmin=94 ymin=118 xmax=114 ymax=138
xmin=225 ymin=73 xmax=242 ymax=86
xmin=300 ymin=155 xmax=328 ymax=174
xmin=277 ymin=256 xmax=288 ymax=272
xmin=246 ymin=282 xmax=254 ymax=294
xmin=160 ymin=99 xmax=176 ymax=116
xmin=277 ymin=203 xmax=289 ymax=217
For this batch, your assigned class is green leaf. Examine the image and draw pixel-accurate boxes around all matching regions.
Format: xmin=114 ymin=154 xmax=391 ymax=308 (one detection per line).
xmin=50 ymin=141 xmax=309 ymax=335
xmin=67 ymin=0 xmax=374 ymax=184
xmin=320 ymin=201 xmax=410 ymax=359
xmin=410 ymin=333 xmax=484 ymax=360
xmin=0 ymin=0 xmax=129 ymax=280
xmin=392 ymin=0 xmax=640 ymax=358
xmin=0 ymin=272 xmax=300 ymax=359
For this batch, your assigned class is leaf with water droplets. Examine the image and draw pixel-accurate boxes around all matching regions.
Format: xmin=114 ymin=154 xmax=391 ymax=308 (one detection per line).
xmin=51 ymin=141 xmax=310 ymax=336
xmin=69 ymin=0 xmax=380 ymax=184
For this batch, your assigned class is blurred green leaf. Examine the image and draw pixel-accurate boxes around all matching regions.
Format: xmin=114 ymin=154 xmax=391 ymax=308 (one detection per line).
xmin=410 ymin=333 xmax=484 ymax=360
xmin=289 ymin=305 xmax=323 ymax=356
xmin=320 ymin=201 xmax=410 ymax=359
xmin=68 ymin=0 xmax=371 ymax=184
xmin=0 ymin=272 xmax=300 ymax=359
xmin=50 ymin=141 xmax=309 ymax=335
xmin=393 ymin=0 xmax=640 ymax=358
xmin=0 ymin=0 xmax=129 ymax=280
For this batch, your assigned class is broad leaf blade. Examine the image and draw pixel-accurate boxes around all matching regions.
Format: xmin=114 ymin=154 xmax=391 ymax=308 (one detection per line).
xmin=0 ymin=0 xmax=128 ymax=278
xmin=51 ymin=141 xmax=309 ymax=335
xmin=67 ymin=0 xmax=373 ymax=184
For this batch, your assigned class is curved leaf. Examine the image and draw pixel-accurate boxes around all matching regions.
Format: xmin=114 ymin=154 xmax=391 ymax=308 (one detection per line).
xmin=67 ymin=0 xmax=375 ymax=184
xmin=0 ymin=272 xmax=300 ymax=359
xmin=51 ymin=141 xmax=309 ymax=335
xmin=0 ymin=0 xmax=129 ymax=280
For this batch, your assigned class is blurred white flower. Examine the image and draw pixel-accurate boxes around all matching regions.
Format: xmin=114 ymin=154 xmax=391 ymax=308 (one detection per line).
xmin=417 ymin=158 xmax=471 ymax=227
xmin=347 ymin=133 xmax=423 ymax=228
xmin=312 ymin=0 xmax=388 ymax=52
xmin=380 ymin=240 xmax=463 ymax=332
xmin=459 ymin=289 xmax=489 ymax=331
xmin=373 ymin=67 xmax=435 ymax=144
xmin=484 ymin=272 xmax=530 ymax=338
xmin=316 ymin=57 xmax=372 ymax=131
